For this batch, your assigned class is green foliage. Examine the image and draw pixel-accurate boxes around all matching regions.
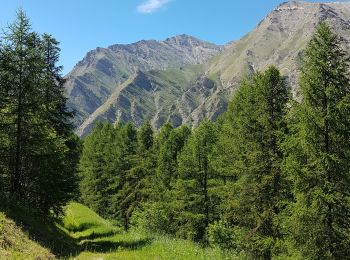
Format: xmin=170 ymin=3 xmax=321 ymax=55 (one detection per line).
xmin=156 ymin=123 xmax=191 ymax=189
xmin=0 ymin=9 xmax=80 ymax=214
xmin=283 ymin=22 xmax=350 ymax=259
xmin=130 ymin=124 xmax=191 ymax=236
xmin=79 ymin=121 xmax=156 ymax=230
xmin=0 ymin=212 xmax=54 ymax=259
xmin=217 ymin=66 xmax=290 ymax=258
xmin=208 ymin=221 xmax=236 ymax=250
xmin=79 ymin=122 xmax=118 ymax=218
xmin=175 ymin=120 xmax=221 ymax=242
xmin=116 ymin=122 xmax=155 ymax=230
xmin=50 ymin=17 xmax=350 ymax=259
xmin=138 ymin=121 xmax=154 ymax=153
xmin=61 ymin=202 xmax=231 ymax=260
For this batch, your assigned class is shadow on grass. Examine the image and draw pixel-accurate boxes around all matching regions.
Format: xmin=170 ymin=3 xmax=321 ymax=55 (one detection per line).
xmin=65 ymin=222 xmax=98 ymax=233
xmin=76 ymin=230 xmax=120 ymax=241
xmin=0 ymin=196 xmax=151 ymax=258
xmin=81 ymin=237 xmax=153 ymax=252
xmin=0 ymin=197 xmax=80 ymax=257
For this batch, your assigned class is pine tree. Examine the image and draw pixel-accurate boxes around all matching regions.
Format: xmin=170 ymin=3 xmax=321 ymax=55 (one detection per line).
xmin=108 ymin=122 xmax=137 ymax=229
xmin=284 ymin=22 xmax=350 ymax=258
xmin=176 ymin=120 xmax=220 ymax=242
xmin=117 ymin=121 xmax=155 ymax=230
xmin=40 ymin=33 xmax=73 ymax=136
xmin=218 ymin=66 xmax=289 ymax=258
xmin=157 ymin=124 xmax=191 ymax=189
xmin=138 ymin=121 xmax=154 ymax=153
xmin=132 ymin=124 xmax=191 ymax=235
xmin=0 ymin=10 xmax=79 ymax=213
xmin=79 ymin=122 xmax=117 ymax=218
xmin=1 ymin=10 xmax=34 ymax=198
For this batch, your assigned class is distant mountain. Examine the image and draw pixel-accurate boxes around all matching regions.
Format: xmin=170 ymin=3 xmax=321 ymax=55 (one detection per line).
xmin=207 ymin=1 xmax=350 ymax=96
xmin=64 ymin=35 xmax=223 ymax=126
xmin=76 ymin=65 xmax=227 ymax=137
xmin=68 ymin=1 xmax=350 ymax=137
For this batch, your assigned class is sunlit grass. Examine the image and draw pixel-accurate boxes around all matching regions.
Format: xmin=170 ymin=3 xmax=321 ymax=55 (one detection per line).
xmin=73 ymin=234 xmax=232 ymax=260
xmin=63 ymin=202 xmax=235 ymax=259
xmin=63 ymin=202 xmax=121 ymax=240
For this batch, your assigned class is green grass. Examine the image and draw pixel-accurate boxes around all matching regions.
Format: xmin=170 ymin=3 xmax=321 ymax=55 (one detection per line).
xmin=0 ymin=212 xmax=54 ymax=259
xmin=62 ymin=202 xmax=235 ymax=260
xmin=74 ymin=235 xmax=231 ymax=260
xmin=0 ymin=197 xmax=79 ymax=258
xmin=63 ymin=202 xmax=120 ymax=240
xmin=0 ymin=200 xmax=235 ymax=259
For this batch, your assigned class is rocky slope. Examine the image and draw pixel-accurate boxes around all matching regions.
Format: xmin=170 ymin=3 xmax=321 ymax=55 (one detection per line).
xmin=208 ymin=1 xmax=350 ymax=97
xmin=76 ymin=65 xmax=227 ymax=137
xmin=65 ymin=35 xmax=223 ymax=126
xmin=69 ymin=1 xmax=350 ymax=137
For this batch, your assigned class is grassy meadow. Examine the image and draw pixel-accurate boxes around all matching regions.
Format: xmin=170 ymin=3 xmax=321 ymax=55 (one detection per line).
xmin=0 ymin=200 xmax=234 ymax=259
xmin=63 ymin=202 xmax=233 ymax=260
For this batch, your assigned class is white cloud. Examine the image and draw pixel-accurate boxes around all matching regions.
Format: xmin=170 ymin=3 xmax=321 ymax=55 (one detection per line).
xmin=137 ymin=0 xmax=171 ymax=14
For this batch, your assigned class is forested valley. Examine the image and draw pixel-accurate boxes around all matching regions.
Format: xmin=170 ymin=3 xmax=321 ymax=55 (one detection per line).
xmin=1 ymin=10 xmax=350 ymax=260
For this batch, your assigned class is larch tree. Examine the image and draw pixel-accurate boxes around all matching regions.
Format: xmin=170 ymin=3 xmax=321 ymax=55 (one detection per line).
xmin=284 ymin=22 xmax=350 ymax=259
xmin=79 ymin=122 xmax=118 ymax=217
xmin=176 ymin=120 xmax=220 ymax=243
xmin=219 ymin=66 xmax=289 ymax=259
xmin=0 ymin=10 xmax=80 ymax=213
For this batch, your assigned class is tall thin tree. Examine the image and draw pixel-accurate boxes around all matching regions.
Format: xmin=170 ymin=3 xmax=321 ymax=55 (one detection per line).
xmin=284 ymin=22 xmax=350 ymax=258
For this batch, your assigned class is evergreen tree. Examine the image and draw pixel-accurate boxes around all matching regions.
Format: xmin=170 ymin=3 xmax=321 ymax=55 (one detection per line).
xmin=1 ymin=10 xmax=36 ymax=198
xmin=138 ymin=121 xmax=154 ymax=153
xmin=132 ymin=124 xmax=191 ymax=235
xmin=176 ymin=120 xmax=220 ymax=242
xmin=0 ymin=10 xmax=79 ymax=213
xmin=116 ymin=122 xmax=138 ymax=228
xmin=79 ymin=122 xmax=117 ymax=218
xmin=117 ymin=121 xmax=155 ymax=230
xmin=284 ymin=22 xmax=350 ymax=258
xmin=40 ymin=33 xmax=73 ymax=136
xmin=218 ymin=66 xmax=289 ymax=258
xmin=157 ymin=124 xmax=191 ymax=189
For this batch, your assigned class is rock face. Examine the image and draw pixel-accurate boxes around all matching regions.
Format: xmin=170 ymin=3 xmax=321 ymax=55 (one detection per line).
xmin=208 ymin=1 xmax=350 ymax=97
xmin=67 ymin=1 xmax=350 ymax=137
xmin=64 ymin=35 xmax=223 ymax=126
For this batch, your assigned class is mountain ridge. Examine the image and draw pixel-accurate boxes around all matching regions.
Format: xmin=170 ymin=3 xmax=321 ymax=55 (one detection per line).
xmin=66 ymin=1 xmax=350 ymax=137
xmin=65 ymin=34 xmax=223 ymax=127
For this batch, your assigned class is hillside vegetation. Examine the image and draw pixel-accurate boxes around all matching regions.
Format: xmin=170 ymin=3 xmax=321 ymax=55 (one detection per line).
xmin=0 ymin=212 xmax=54 ymax=259
xmin=2 ymin=5 xmax=350 ymax=260
xmin=63 ymin=203 xmax=230 ymax=260
xmin=0 ymin=201 xmax=232 ymax=259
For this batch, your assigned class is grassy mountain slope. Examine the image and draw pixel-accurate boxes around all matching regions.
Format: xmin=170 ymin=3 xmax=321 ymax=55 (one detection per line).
xmin=76 ymin=1 xmax=350 ymax=137
xmin=76 ymin=64 xmax=224 ymax=137
xmin=0 ymin=198 xmax=78 ymax=259
xmin=62 ymin=203 xmax=230 ymax=260
xmin=65 ymin=35 xmax=223 ymax=126
xmin=0 ymin=201 xmax=232 ymax=259
xmin=208 ymin=1 xmax=350 ymax=96
xmin=0 ymin=213 xmax=54 ymax=259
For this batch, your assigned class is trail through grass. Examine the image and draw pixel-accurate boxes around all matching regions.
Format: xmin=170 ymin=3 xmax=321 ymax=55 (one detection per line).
xmin=62 ymin=202 xmax=234 ymax=260
xmin=0 ymin=201 xmax=234 ymax=259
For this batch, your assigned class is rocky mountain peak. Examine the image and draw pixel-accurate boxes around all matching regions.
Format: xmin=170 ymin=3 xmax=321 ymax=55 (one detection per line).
xmin=163 ymin=34 xmax=214 ymax=48
xmin=66 ymin=1 xmax=350 ymax=137
xmin=64 ymin=34 xmax=223 ymax=127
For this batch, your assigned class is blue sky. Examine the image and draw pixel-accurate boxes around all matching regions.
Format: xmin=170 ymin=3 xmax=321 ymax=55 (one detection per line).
xmin=0 ymin=0 xmax=346 ymax=74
